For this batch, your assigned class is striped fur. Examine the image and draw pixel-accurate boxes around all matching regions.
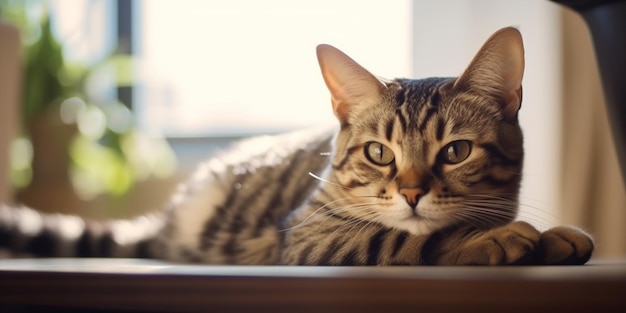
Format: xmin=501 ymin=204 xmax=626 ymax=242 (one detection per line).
xmin=0 ymin=27 xmax=593 ymax=265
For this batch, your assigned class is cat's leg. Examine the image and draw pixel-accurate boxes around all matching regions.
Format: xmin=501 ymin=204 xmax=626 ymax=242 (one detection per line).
xmin=423 ymin=221 xmax=540 ymax=265
xmin=281 ymin=211 xmax=594 ymax=266
xmin=537 ymin=226 xmax=594 ymax=265
xmin=423 ymin=221 xmax=594 ymax=265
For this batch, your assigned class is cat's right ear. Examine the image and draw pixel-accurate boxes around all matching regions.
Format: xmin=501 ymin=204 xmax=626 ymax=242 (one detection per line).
xmin=316 ymin=44 xmax=386 ymax=126
xmin=454 ymin=27 xmax=525 ymax=121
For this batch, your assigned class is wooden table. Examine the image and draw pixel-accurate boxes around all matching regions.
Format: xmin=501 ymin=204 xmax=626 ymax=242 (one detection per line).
xmin=0 ymin=258 xmax=625 ymax=313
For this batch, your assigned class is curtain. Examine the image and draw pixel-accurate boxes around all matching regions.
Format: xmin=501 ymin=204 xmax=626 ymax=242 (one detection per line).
xmin=560 ymin=10 xmax=626 ymax=260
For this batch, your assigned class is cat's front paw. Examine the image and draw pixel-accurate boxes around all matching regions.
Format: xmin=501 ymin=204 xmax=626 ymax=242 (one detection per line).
xmin=538 ymin=226 xmax=594 ymax=265
xmin=453 ymin=221 xmax=541 ymax=265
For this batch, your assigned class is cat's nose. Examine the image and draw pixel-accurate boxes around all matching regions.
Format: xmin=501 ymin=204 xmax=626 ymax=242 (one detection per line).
xmin=399 ymin=187 xmax=426 ymax=209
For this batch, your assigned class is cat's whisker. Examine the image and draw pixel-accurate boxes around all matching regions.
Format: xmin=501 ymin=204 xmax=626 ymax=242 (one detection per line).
xmin=516 ymin=207 xmax=559 ymax=223
xmin=324 ymin=205 xmax=381 ymax=234
xmin=278 ymin=197 xmax=356 ymax=232
xmin=320 ymin=201 xmax=381 ymax=229
xmin=515 ymin=208 xmax=556 ymax=230
xmin=460 ymin=202 xmax=552 ymax=230
xmin=517 ymin=203 xmax=559 ymax=224
xmin=446 ymin=210 xmax=496 ymax=228
xmin=465 ymin=203 xmax=550 ymax=230
xmin=454 ymin=198 xmax=520 ymax=228
xmin=466 ymin=193 xmax=560 ymax=229
xmin=308 ymin=172 xmax=351 ymax=190
xmin=461 ymin=206 xmax=516 ymax=220
xmin=474 ymin=193 xmax=559 ymax=219
xmin=342 ymin=213 xmax=383 ymax=247
xmin=451 ymin=208 xmax=511 ymax=229
xmin=314 ymin=209 xmax=373 ymax=239
xmin=463 ymin=211 xmax=515 ymax=227
xmin=281 ymin=199 xmax=380 ymax=232
xmin=465 ymin=193 xmax=517 ymax=203
xmin=458 ymin=197 xmax=549 ymax=229
xmin=325 ymin=202 xmax=379 ymax=215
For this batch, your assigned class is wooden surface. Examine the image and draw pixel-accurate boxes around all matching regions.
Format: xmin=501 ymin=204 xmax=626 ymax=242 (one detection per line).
xmin=0 ymin=259 xmax=625 ymax=313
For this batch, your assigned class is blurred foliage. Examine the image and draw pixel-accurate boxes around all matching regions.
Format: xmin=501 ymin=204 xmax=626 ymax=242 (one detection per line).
xmin=1 ymin=0 xmax=176 ymax=200
xmin=1 ymin=0 xmax=69 ymax=121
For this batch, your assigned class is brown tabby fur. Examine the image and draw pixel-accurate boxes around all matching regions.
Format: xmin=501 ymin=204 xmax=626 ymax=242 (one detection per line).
xmin=0 ymin=27 xmax=593 ymax=265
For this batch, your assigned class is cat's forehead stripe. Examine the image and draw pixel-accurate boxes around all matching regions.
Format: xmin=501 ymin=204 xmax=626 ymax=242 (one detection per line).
xmin=436 ymin=118 xmax=445 ymax=141
xmin=391 ymin=78 xmax=452 ymax=135
xmin=394 ymin=89 xmax=406 ymax=107
xmin=417 ymin=107 xmax=437 ymax=134
xmin=395 ymin=107 xmax=408 ymax=134
xmin=385 ymin=117 xmax=395 ymax=142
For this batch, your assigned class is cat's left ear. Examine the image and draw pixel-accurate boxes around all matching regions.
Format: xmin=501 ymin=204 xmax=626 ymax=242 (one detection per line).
xmin=454 ymin=27 xmax=524 ymax=120
xmin=316 ymin=44 xmax=386 ymax=126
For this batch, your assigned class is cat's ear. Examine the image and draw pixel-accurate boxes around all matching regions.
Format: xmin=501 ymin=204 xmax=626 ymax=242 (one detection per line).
xmin=454 ymin=27 xmax=524 ymax=120
xmin=316 ymin=44 xmax=386 ymax=126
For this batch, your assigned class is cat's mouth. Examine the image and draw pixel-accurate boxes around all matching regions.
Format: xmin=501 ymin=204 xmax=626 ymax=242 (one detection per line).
xmin=403 ymin=215 xmax=424 ymax=223
xmin=403 ymin=209 xmax=430 ymax=222
xmin=392 ymin=209 xmax=442 ymax=235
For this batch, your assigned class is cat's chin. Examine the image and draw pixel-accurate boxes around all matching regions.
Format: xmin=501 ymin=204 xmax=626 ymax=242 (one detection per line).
xmin=387 ymin=216 xmax=443 ymax=236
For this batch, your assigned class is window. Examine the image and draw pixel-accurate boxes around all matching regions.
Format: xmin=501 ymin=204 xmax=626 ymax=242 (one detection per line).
xmin=134 ymin=0 xmax=413 ymax=137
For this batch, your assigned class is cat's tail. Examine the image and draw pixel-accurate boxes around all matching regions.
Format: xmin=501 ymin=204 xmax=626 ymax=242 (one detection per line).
xmin=0 ymin=204 xmax=166 ymax=259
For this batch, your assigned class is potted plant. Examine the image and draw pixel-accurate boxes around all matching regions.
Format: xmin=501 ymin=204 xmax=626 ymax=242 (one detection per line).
xmin=1 ymin=2 xmax=176 ymax=216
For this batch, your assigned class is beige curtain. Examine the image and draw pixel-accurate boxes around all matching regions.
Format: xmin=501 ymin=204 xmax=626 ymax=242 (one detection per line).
xmin=560 ymin=10 xmax=626 ymax=260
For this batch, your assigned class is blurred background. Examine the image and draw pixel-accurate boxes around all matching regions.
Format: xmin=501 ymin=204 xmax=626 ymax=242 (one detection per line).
xmin=0 ymin=0 xmax=623 ymax=259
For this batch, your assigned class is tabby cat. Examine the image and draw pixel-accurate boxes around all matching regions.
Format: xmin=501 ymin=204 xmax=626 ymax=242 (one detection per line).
xmin=0 ymin=27 xmax=593 ymax=265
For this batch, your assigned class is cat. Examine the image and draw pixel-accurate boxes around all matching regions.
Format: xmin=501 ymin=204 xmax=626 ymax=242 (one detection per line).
xmin=0 ymin=27 xmax=593 ymax=265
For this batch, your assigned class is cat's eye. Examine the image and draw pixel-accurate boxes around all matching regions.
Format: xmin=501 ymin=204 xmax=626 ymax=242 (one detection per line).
xmin=440 ymin=140 xmax=472 ymax=164
xmin=364 ymin=142 xmax=395 ymax=166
